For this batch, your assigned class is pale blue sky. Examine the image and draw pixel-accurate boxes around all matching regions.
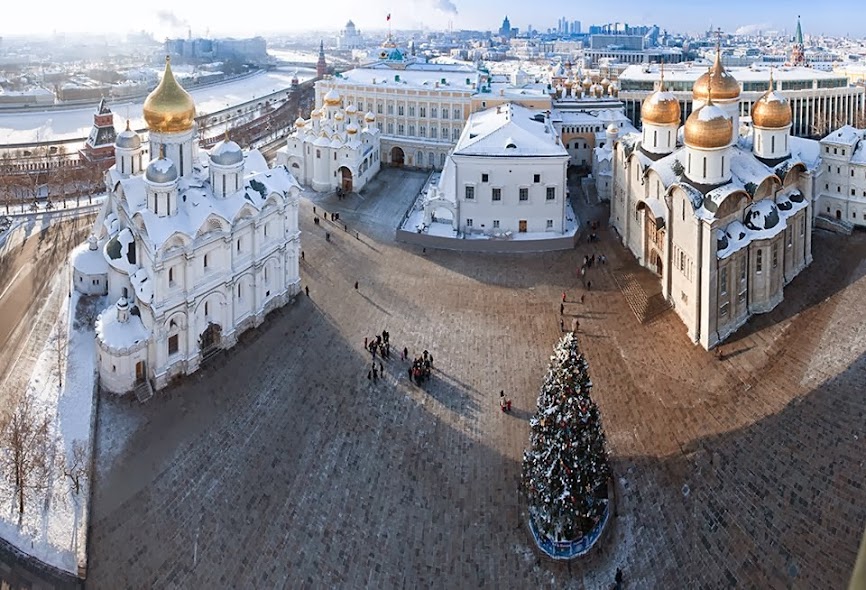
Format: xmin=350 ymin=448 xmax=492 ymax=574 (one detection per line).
xmin=2 ymin=0 xmax=857 ymax=38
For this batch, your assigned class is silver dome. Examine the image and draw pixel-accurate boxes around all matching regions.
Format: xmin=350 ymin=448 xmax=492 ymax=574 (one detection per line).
xmin=145 ymin=157 xmax=178 ymax=184
xmin=115 ymin=129 xmax=141 ymax=149
xmin=209 ymin=139 xmax=243 ymax=166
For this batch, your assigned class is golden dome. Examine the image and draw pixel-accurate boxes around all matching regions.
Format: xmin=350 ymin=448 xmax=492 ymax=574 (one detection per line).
xmin=311 ymin=108 xmax=323 ymax=119
xmin=685 ymin=99 xmax=734 ymax=149
xmin=684 ymin=103 xmax=733 ymax=149
xmin=323 ymin=88 xmax=341 ymax=106
xmin=364 ymin=111 xmax=376 ymax=122
xmin=143 ymin=56 xmax=196 ymax=134
xmin=641 ymin=90 xmax=681 ymax=126
xmin=693 ymin=51 xmax=740 ymax=101
xmin=335 ymin=112 xmax=345 ymax=121
xmin=751 ymin=78 xmax=792 ymax=128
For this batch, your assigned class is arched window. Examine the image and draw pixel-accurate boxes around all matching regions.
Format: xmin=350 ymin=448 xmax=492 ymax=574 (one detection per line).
xmin=771 ymin=136 xmax=775 ymax=154
xmin=204 ymin=302 xmax=209 ymax=316
xmin=168 ymin=267 xmax=174 ymax=285
xmin=203 ymin=254 xmax=209 ymax=269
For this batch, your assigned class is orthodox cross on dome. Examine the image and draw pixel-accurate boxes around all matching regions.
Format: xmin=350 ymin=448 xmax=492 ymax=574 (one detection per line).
xmin=768 ymin=68 xmax=775 ymax=92
xmin=659 ymin=59 xmax=665 ymax=91
xmin=706 ymin=67 xmax=714 ymax=105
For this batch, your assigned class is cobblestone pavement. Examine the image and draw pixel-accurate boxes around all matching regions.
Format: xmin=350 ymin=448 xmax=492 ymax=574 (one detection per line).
xmin=86 ymin=168 xmax=866 ymax=589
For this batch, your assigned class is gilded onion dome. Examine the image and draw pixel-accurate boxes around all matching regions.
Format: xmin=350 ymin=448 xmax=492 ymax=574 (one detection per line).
xmin=364 ymin=111 xmax=376 ymax=122
xmin=294 ymin=117 xmax=306 ymax=127
xmin=334 ymin=112 xmax=345 ymax=121
xmin=693 ymin=50 xmax=740 ymax=101
xmin=143 ymin=56 xmax=196 ymax=134
xmin=684 ymin=94 xmax=733 ymax=149
xmin=751 ymin=74 xmax=792 ymax=128
xmin=323 ymin=88 xmax=341 ymax=106
xmin=641 ymin=69 xmax=681 ymax=126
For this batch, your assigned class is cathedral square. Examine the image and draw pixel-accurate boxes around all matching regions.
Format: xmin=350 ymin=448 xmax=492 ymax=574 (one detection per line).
xmin=82 ymin=167 xmax=865 ymax=588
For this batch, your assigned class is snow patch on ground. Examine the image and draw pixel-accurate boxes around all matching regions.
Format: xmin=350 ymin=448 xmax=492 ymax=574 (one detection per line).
xmin=0 ymin=288 xmax=96 ymax=574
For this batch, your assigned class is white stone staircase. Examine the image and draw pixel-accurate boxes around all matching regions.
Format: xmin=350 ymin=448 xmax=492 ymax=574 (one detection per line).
xmin=134 ymin=379 xmax=154 ymax=404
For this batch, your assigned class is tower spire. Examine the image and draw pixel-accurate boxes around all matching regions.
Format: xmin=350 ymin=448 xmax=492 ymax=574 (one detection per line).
xmin=659 ymin=59 xmax=665 ymax=91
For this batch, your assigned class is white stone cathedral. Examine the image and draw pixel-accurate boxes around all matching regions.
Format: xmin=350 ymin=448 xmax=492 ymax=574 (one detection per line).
xmin=71 ymin=56 xmax=302 ymax=397
xmin=604 ymin=52 xmax=822 ymax=349
xmin=276 ymin=87 xmax=381 ymax=194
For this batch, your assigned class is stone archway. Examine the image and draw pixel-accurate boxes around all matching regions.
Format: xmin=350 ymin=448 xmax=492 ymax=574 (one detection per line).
xmin=390 ymin=146 xmax=405 ymax=167
xmin=338 ymin=166 xmax=353 ymax=192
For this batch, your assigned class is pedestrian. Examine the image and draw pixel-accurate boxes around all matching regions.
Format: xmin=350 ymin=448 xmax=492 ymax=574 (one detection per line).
xmin=560 ymin=318 xmax=565 ymax=331
xmin=379 ymin=360 xmax=383 ymax=373
xmin=422 ymin=247 xmax=427 ymax=254
xmin=615 ymin=567 xmax=623 ymax=589
xmin=499 ymin=391 xmax=512 ymax=412
xmin=580 ymin=293 xmax=585 ymax=304
xmin=560 ymin=302 xmax=564 ymax=315
xmin=354 ymin=280 xmax=359 ymax=290
xmin=372 ymin=366 xmax=378 ymax=381
xmin=428 ymin=354 xmax=433 ymax=367
xmin=407 ymin=366 xmax=413 ymax=380
xmin=364 ymin=337 xmax=368 ymax=349
xmin=575 ymin=319 xmax=580 ymax=332
xmin=344 ymin=224 xmax=348 ymax=232
xmin=313 ymin=206 xmax=316 ymax=214
xmin=561 ymin=291 xmax=566 ymax=303
xmin=403 ymin=346 xmax=409 ymax=361
xmin=326 ymin=232 xmax=330 ymax=241
xmin=305 ymin=285 xmax=309 ymax=297
xmin=301 ymin=250 xmax=305 ymax=260
xmin=587 ymin=280 xmax=592 ymax=291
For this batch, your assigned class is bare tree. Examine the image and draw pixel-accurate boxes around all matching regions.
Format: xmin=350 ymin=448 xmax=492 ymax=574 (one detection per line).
xmin=61 ymin=439 xmax=89 ymax=496
xmin=52 ymin=316 xmax=68 ymax=389
xmin=0 ymin=391 xmax=52 ymax=515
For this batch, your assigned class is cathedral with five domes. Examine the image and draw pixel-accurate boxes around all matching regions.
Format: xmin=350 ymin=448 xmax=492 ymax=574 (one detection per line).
xmin=71 ymin=56 xmax=302 ymax=397
xmin=604 ymin=48 xmax=822 ymax=349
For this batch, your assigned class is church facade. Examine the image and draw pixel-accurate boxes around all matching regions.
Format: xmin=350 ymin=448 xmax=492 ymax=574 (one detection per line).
xmin=275 ymin=87 xmax=381 ymax=193
xmin=605 ymin=51 xmax=821 ymax=349
xmin=71 ymin=57 xmax=302 ymax=397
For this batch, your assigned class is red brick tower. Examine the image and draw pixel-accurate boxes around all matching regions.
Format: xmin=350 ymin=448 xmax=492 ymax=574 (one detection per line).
xmin=79 ymin=97 xmax=117 ymax=169
xmin=316 ymin=40 xmax=327 ymax=78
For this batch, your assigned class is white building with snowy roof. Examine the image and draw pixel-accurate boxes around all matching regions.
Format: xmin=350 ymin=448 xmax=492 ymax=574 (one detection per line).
xmin=816 ymin=125 xmax=866 ymax=229
xmin=607 ymin=48 xmax=822 ymax=349
xmin=315 ymin=46 xmax=483 ymax=170
xmin=275 ymin=87 xmax=380 ymax=193
xmin=70 ymin=57 xmax=302 ymax=398
xmin=412 ymin=103 xmax=572 ymax=246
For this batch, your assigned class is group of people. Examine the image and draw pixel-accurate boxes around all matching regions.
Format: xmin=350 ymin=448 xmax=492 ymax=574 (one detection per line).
xmin=365 ymin=330 xmax=391 ymax=360
xmin=336 ymin=187 xmax=349 ymax=200
xmin=409 ymin=350 xmax=433 ymax=386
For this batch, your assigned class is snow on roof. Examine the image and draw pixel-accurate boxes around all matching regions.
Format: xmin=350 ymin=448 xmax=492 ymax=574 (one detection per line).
xmin=104 ymin=228 xmax=137 ymax=274
xmin=822 ymin=125 xmax=863 ymax=145
xmin=697 ymin=104 xmax=730 ymax=122
xmin=71 ymin=241 xmax=108 ymax=276
xmin=788 ymin=136 xmax=821 ymax=170
xmin=619 ymin=64 xmax=844 ymax=84
xmin=646 ymin=90 xmax=677 ymax=104
xmin=716 ymin=192 xmax=806 ymax=259
xmin=648 ymin=150 xmax=686 ymax=187
xmin=730 ymin=147 xmax=774 ymax=184
xmin=642 ymin=197 xmax=667 ymax=224
xmin=851 ymin=141 xmax=866 ymax=164
xmin=96 ymin=305 xmax=149 ymax=351
xmin=130 ymin=268 xmax=153 ymax=305
xmin=334 ymin=63 xmax=479 ymax=92
xmin=454 ymin=103 xmax=567 ymax=158
xmin=112 ymin=152 xmax=298 ymax=254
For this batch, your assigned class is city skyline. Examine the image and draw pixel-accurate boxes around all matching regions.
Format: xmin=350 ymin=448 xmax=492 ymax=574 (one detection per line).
xmin=3 ymin=0 xmax=864 ymax=38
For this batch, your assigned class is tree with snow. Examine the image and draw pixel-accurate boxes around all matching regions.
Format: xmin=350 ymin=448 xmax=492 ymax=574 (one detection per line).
xmin=1 ymin=391 xmax=53 ymax=516
xmin=62 ymin=439 xmax=90 ymax=496
xmin=522 ymin=332 xmax=611 ymax=545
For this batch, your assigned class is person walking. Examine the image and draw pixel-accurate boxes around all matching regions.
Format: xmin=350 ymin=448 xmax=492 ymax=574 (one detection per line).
xmin=560 ymin=302 xmax=564 ymax=315
xmin=561 ymin=291 xmax=567 ymax=303
xmin=305 ymin=285 xmax=309 ymax=297
xmin=560 ymin=318 xmax=565 ymax=331
xmin=587 ymin=280 xmax=592 ymax=291
xmin=354 ymin=280 xmax=359 ymax=290
xmin=403 ymin=346 xmax=409 ymax=361
xmin=301 ymin=250 xmax=305 ymax=260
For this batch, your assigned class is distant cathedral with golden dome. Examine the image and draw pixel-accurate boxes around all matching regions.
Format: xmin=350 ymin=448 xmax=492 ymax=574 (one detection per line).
xmin=603 ymin=48 xmax=823 ymax=349
xmin=70 ymin=56 xmax=302 ymax=398
xmin=275 ymin=86 xmax=381 ymax=193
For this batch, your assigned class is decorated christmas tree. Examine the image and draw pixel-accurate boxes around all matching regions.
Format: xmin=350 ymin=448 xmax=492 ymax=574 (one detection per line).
xmin=522 ymin=332 xmax=611 ymax=545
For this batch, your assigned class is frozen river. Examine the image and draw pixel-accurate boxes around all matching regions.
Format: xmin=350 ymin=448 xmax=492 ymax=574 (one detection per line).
xmin=0 ymin=66 xmax=316 ymax=145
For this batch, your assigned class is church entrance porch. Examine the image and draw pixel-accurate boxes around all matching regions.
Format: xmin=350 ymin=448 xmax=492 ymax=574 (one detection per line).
xmin=135 ymin=361 xmax=146 ymax=383
xmin=199 ymin=322 xmax=223 ymax=361
xmin=390 ymin=147 xmax=405 ymax=167
xmin=339 ymin=166 xmax=353 ymax=192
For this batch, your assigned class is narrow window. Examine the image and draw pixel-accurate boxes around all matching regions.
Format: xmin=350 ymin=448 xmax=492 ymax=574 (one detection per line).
xmin=169 ymin=267 xmax=174 ymax=284
xmin=492 ymin=188 xmax=502 ymax=201
xmin=465 ymin=186 xmax=474 ymax=200
xmin=546 ymin=187 xmax=555 ymax=200
xmin=168 ymin=334 xmax=179 ymax=355
xmin=771 ymin=136 xmax=775 ymax=154
xmin=772 ymin=242 xmax=779 ymax=268
xmin=204 ymin=254 xmax=209 ymax=269
xmin=519 ymin=188 xmax=528 ymax=201
xmin=720 ymin=267 xmax=728 ymax=295
xmin=756 ymin=249 xmax=763 ymax=273
xmin=702 ymin=157 xmax=707 ymax=178
xmin=534 ymin=174 xmax=541 ymax=183
xmin=653 ymin=130 xmax=657 ymax=148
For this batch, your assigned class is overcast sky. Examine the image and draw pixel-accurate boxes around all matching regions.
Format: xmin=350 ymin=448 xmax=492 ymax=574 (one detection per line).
xmin=2 ymin=1 xmax=856 ymax=38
